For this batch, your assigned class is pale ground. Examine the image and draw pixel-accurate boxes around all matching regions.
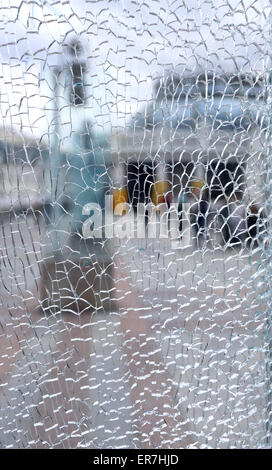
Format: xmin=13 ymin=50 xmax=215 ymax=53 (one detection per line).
xmin=0 ymin=213 xmax=270 ymax=448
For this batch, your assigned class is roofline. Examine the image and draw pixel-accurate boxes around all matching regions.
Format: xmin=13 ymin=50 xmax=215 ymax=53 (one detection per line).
xmin=0 ymin=127 xmax=46 ymax=149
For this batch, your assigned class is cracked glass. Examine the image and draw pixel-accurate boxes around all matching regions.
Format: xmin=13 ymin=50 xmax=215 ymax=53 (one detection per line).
xmin=0 ymin=0 xmax=271 ymax=449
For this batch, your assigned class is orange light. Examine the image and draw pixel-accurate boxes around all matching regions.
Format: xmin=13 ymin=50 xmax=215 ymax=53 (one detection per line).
xmin=113 ymin=187 xmax=129 ymax=216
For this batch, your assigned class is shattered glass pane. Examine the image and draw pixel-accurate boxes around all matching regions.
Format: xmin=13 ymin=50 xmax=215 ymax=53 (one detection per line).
xmin=0 ymin=0 xmax=271 ymax=449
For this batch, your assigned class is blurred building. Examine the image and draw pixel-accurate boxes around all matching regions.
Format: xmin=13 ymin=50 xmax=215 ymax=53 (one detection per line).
xmin=39 ymin=38 xmax=111 ymax=249
xmin=111 ymin=72 xmax=269 ymax=212
xmin=37 ymin=39 xmax=113 ymax=313
xmin=0 ymin=127 xmax=48 ymax=214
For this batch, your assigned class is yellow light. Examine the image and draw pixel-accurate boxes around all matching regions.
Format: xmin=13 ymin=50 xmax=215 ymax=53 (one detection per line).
xmin=151 ymin=181 xmax=170 ymax=205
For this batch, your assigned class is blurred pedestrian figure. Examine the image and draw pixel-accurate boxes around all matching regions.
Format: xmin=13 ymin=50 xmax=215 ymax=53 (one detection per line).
xmin=177 ymin=190 xmax=189 ymax=235
xmin=220 ymin=193 xmax=247 ymax=246
xmin=246 ymin=201 xmax=266 ymax=247
xmin=189 ymin=179 xmax=209 ymax=248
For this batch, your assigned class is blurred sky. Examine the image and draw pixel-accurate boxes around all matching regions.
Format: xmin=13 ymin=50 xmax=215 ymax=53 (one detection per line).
xmin=0 ymin=0 xmax=270 ymax=137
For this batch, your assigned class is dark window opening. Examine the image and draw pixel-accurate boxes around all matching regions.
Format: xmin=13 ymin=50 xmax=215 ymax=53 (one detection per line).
xmin=127 ymin=160 xmax=154 ymax=208
xmin=71 ymin=62 xmax=86 ymax=106
xmin=206 ymin=159 xmax=245 ymax=200
xmin=169 ymin=161 xmax=195 ymax=200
